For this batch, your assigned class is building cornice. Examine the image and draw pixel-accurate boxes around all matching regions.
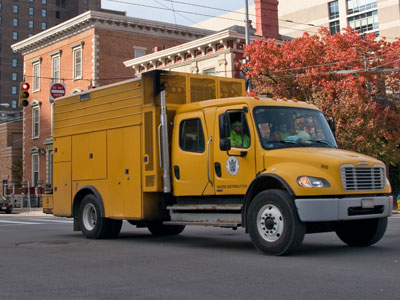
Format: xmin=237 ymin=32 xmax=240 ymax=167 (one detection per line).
xmin=124 ymin=28 xmax=255 ymax=70
xmin=11 ymin=10 xmax=213 ymax=56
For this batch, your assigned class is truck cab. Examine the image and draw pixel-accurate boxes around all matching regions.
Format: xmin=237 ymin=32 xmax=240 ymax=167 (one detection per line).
xmin=169 ymin=96 xmax=392 ymax=255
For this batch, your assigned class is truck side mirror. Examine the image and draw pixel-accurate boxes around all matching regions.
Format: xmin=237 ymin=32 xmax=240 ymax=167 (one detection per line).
xmin=327 ymin=119 xmax=336 ymax=135
xmin=220 ymin=138 xmax=231 ymax=151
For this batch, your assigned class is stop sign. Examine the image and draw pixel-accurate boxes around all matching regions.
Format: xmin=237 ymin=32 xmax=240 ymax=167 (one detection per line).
xmin=50 ymin=83 xmax=66 ymax=100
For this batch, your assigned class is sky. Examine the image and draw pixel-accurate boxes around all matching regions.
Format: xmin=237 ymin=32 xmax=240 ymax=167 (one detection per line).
xmin=101 ymin=0 xmax=255 ymax=27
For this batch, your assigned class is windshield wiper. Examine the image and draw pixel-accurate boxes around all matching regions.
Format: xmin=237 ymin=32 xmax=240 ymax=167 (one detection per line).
xmin=309 ymin=139 xmax=336 ymax=148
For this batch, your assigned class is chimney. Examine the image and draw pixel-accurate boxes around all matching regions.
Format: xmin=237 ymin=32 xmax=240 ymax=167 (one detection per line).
xmin=254 ymin=0 xmax=280 ymax=39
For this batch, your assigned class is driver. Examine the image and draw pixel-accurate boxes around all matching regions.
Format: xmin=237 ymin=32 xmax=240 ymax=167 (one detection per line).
xmin=230 ymin=121 xmax=250 ymax=148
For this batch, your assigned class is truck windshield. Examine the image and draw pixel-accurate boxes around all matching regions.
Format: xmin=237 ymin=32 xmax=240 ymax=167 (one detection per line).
xmin=253 ymin=106 xmax=338 ymax=150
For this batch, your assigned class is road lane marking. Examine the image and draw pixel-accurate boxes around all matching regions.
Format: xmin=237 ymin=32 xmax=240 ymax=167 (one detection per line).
xmin=27 ymin=218 xmax=73 ymax=223
xmin=0 ymin=220 xmax=44 ymax=225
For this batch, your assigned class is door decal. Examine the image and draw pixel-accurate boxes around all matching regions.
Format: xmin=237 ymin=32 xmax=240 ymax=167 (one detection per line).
xmin=226 ymin=156 xmax=239 ymax=176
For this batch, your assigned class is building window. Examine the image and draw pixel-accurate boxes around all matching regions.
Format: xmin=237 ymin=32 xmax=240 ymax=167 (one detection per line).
xmin=0 ymin=16 xmax=2 ymax=25
xmin=348 ymin=10 xmax=379 ymax=34
xmin=12 ymin=100 xmax=17 ymax=109
xmin=12 ymin=86 xmax=17 ymax=95
xmin=42 ymin=9 xmax=46 ymax=17
xmin=12 ymin=59 xmax=18 ymax=67
xmin=203 ymin=68 xmax=216 ymax=76
xmin=33 ymin=61 xmax=40 ymax=91
xmin=29 ymin=20 xmax=34 ymax=29
xmin=32 ymin=107 xmax=40 ymax=139
xmin=29 ymin=7 xmax=34 ymax=16
xmin=41 ymin=22 xmax=47 ymax=30
xmin=347 ymin=0 xmax=377 ymax=15
xmin=52 ymin=55 xmax=60 ymax=83
xmin=134 ymin=48 xmax=146 ymax=58
xmin=12 ymin=32 xmax=18 ymax=40
xmin=12 ymin=72 xmax=17 ymax=81
xmin=32 ymin=153 xmax=39 ymax=187
xmin=56 ymin=11 xmax=60 ymax=19
xmin=28 ymin=33 xmax=33 ymax=37
xmin=73 ymin=47 xmax=82 ymax=80
xmin=330 ymin=20 xmax=340 ymax=34
xmin=13 ymin=18 xmax=18 ymax=27
xmin=13 ymin=5 xmax=18 ymax=13
xmin=29 ymin=0 xmax=34 ymax=2
xmin=329 ymin=1 xmax=339 ymax=19
xmin=42 ymin=0 xmax=47 ymax=4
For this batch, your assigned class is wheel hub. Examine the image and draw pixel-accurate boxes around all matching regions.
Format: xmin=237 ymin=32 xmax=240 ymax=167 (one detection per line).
xmin=257 ymin=204 xmax=284 ymax=242
xmin=82 ymin=203 xmax=97 ymax=231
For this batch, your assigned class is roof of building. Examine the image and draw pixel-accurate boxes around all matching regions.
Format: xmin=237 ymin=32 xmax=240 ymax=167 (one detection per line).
xmin=11 ymin=10 xmax=213 ymax=55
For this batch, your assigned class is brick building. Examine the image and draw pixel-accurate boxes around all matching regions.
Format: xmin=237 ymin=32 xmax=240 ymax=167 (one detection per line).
xmin=11 ymin=10 xmax=212 ymax=191
xmin=0 ymin=0 xmax=102 ymax=112
xmin=0 ymin=121 xmax=22 ymax=193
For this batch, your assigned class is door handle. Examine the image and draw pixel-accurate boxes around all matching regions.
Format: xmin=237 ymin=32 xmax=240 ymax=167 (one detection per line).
xmin=174 ymin=165 xmax=180 ymax=180
xmin=214 ymin=162 xmax=221 ymax=177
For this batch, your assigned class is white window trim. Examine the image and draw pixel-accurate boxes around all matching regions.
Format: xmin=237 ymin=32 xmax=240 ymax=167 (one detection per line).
xmin=31 ymin=153 xmax=40 ymax=188
xmin=133 ymin=46 xmax=147 ymax=58
xmin=51 ymin=54 xmax=61 ymax=83
xmin=32 ymin=60 xmax=41 ymax=92
xmin=32 ymin=105 xmax=40 ymax=139
xmin=72 ymin=46 xmax=82 ymax=80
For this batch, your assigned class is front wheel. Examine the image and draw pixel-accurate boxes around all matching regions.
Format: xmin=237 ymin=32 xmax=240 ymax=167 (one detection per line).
xmin=146 ymin=220 xmax=185 ymax=236
xmin=247 ymin=189 xmax=305 ymax=256
xmin=79 ymin=194 xmax=122 ymax=239
xmin=335 ymin=217 xmax=388 ymax=247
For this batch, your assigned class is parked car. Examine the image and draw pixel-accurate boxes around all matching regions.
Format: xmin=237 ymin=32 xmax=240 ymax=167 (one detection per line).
xmin=0 ymin=195 xmax=12 ymax=214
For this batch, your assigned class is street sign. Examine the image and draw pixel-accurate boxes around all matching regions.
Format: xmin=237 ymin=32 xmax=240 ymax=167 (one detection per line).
xmin=49 ymin=82 xmax=66 ymax=102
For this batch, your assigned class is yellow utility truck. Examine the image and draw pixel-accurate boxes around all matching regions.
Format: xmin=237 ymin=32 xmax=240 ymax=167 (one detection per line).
xmin=45 ymin=70 xmax=393 ymax=255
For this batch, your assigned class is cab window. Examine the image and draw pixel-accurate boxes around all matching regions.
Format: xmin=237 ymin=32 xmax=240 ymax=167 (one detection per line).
xmin=219 ymin=111 xmax=250 ymax=149
xmin=179 ymin=118 xmax=205 ymax=153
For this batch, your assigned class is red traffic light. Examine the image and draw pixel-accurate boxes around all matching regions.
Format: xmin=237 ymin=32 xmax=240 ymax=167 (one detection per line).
xmin=21 ymin=82 xmax=30 ymax=90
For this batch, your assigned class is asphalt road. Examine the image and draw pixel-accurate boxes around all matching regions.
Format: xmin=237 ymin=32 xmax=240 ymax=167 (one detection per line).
xmin=0 ymin=213 xmax=399 ymax=300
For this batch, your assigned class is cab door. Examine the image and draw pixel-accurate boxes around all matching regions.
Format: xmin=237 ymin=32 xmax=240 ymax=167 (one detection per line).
xmin=213 ymin=106 xmax=256 ymax=195
xmin=171 ymin=112 xmax=211 ymax=196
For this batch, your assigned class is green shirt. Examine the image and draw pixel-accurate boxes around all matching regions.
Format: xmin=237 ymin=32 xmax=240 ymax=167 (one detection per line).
xmin=229 ymin=130 xmax=250 ymax=148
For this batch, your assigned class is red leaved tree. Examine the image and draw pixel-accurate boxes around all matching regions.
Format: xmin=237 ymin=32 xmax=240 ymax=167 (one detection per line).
xmin=243 ymin=28 xmax=400 ymax=194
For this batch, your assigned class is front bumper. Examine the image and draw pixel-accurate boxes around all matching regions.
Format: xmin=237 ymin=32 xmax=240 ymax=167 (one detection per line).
xmin=295 ymin=195 xmax=393 ymax=222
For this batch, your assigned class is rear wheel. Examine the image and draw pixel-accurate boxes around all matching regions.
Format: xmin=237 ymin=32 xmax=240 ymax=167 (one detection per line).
xmin=335 ymin=217 xmax=388 ymax=247
xmin=247 ymin=189 xmax=305 ymax=256
xmin=79 ymin=194 xmax=122 ymax=239
xmin=147 ymin=220 xmax=185 ymax=236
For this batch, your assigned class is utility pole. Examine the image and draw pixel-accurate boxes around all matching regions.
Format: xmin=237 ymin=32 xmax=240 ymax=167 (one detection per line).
xmin=244 ymin=0 xmax=251 ymax=92
xmin=244 ymin=0 xmax=250 ymax=45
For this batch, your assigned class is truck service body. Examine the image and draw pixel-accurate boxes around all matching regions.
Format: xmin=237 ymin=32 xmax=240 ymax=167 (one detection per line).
xmin=43 ymin=71 xmax=392 ymax=255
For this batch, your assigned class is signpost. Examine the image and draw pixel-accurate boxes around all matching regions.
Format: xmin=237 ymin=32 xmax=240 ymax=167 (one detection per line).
xmin=49 ymin=82 xmax=66 ymax=103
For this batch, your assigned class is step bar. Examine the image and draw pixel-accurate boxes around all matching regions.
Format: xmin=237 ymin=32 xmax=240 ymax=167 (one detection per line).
xmin=167 ymin=204 xmax=243 ymax=227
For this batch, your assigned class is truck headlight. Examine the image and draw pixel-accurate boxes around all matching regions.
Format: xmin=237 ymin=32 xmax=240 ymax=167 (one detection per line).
xmin=297 ymin=176 xmax=330 ymax=188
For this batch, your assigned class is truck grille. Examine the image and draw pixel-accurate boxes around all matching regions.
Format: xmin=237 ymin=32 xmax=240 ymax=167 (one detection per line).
xmin=340 ymin=165 xmax=385 ymax=191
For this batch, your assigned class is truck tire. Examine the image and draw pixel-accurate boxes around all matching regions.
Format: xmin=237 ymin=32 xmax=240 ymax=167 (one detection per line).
xmin=5 ymin=207 xmax=12 ymax=214
xmin=247 ymin=189 xmax=306 ymax=256
xmin=335 ymin=217 xmax=388 ymax=247
xmin=79 ymin=194 xmax=122 ymax=239
xmin=146 ymin=220 xmax=185 ymax=236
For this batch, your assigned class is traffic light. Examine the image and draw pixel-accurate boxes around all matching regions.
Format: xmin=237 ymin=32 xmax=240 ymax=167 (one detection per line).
xmin=19 ymin=82 xmax=30 ymax=107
